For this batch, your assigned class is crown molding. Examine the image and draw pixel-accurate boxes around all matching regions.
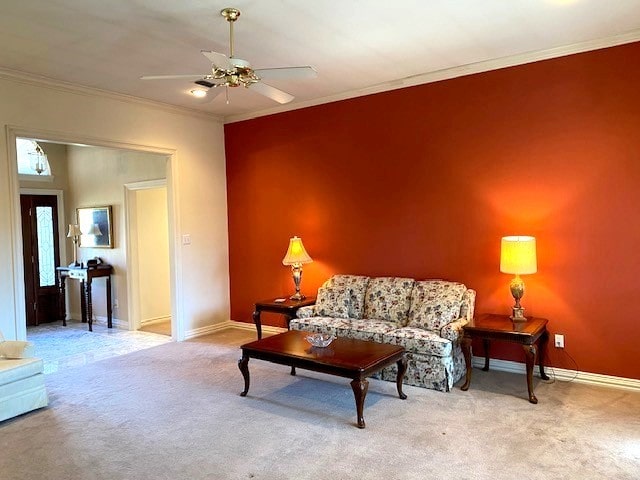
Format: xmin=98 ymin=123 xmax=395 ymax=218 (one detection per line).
xmin=0 ymin=67 xmax=223 ymax=123
xmin=225 ymin=29 xmax=640 ymax=124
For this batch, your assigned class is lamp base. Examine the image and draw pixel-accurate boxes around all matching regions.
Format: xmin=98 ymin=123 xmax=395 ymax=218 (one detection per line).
xmin=510 ymin=307 xmax=527 ymax=322
xmin=289 ymin=292 xmax=306 ymax=301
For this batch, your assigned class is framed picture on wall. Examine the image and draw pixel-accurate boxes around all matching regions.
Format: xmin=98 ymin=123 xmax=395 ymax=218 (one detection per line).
xmin=77 ymin=205 xmax=113 ymax=248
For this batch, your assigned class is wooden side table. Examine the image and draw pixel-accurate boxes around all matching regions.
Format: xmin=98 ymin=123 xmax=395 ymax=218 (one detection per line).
xmin=252 ymin=297 xmax=316 ymax=339
xmin=57 ymin=264 xmax=114 ymax=332
xmin=460 ymin=313 xmax=550 ymax=404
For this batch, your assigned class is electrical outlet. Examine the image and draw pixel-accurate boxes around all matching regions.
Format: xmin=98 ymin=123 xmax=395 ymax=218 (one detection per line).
xmin=554 ymin=334 xmax=565 ymax=348
xmin=113 ymin=299 xmax=119 ymax=309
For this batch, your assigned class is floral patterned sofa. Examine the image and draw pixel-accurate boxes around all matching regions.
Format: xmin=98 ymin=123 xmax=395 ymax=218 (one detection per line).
xmin=290 ymin=275 xmax=476 ymax=392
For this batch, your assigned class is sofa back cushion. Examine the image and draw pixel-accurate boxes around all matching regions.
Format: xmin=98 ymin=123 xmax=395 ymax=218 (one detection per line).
xmin=323 ymin=275 xmax=370 ymax=319
xmin=314 ymin=286 xmax=350 ymax=318
xmin=408 ymin=280 xmax=468 ymax=331
xmin=364 ymin=277 xmax=415 ymax=325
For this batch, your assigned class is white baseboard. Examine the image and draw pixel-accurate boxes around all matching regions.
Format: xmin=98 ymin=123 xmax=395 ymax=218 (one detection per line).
xmin=226 ymin=320 xmax=287 ymax=335
xmin=140 ymin=316 xmax=171 ymax=326
xmin=179 ymin=321 xmax=640 ymax=393
xmin=471 ymin=357 xmax=640 ymax=393
xmin=185 ymin=320 xmax=286 ymax=340
xmin=93 ymin=315 xmax=128 ymax=330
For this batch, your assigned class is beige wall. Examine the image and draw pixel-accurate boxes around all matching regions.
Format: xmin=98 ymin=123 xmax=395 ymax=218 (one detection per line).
xmin=136 ymin=187 xmax=171 ymax=323
xmin=0 ymin=75 xmax=229 ymax=340
xmin=64 ymin=145 xmax=168 ymax=324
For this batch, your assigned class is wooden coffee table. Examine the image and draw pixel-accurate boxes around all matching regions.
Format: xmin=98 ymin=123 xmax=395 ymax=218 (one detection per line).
xmin=238 ymin=330 xmax=407 ymax=428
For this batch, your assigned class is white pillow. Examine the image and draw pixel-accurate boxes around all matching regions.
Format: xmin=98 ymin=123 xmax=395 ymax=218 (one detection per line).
xmin=0 ymin=341 xmax=35 ymax=359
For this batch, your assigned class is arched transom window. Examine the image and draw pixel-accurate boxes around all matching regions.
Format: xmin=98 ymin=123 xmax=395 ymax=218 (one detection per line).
xmin=16 ymin=138 xmax=52 ymax=177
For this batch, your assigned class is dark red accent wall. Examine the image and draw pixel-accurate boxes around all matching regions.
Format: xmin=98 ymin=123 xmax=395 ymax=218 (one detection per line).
xmin=225 ymin=42 xmax=640 ymax=380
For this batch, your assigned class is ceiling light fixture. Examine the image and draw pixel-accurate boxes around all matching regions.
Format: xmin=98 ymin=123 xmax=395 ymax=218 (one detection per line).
xmin=28 ymin=144 xmax=50 ymax=175
xmin=190 ymin=89 xmax=207 ymax=98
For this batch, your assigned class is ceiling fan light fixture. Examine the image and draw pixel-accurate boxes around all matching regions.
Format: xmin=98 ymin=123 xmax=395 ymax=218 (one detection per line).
xmin=141 ymin=6 xmax=315 ymax=105
xmin=190 ymin=88 xmax=208 ymax=98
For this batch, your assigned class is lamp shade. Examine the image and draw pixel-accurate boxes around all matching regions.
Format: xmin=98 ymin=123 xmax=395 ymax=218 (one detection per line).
xmin=67 ymin=224 xmax=82 ymax=237
xmin=282 ymin=236 xmax=313 ymax=265
xmin=86 ymin=223 xmax=103 ymax=236
xmin=500 ymin=236 xmax=537 ymax=275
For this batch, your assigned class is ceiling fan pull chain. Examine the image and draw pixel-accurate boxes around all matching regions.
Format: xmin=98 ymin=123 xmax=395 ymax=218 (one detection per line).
xmin=225 ymin=86 xmax=230 ymax=105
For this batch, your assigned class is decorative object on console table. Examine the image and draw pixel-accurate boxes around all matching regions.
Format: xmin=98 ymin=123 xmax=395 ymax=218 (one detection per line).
xmin=56 ymin=263 xmax=114 ymax=332
xmin=66 ymin=224 xmax=82 ymax=267
xmin=252 ymin=297 xmax=316 ymax=340
xmin=500 ymin=235 xmax=537 ymax=321
xmin=460 ymin=313 xmax=550 ymax=404
xmin=281 ymin=236 xmax=313 ymax=300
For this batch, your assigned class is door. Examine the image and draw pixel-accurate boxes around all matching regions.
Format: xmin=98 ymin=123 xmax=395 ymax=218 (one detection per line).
xmin=20 ymin=194 xmax=61 ymax=326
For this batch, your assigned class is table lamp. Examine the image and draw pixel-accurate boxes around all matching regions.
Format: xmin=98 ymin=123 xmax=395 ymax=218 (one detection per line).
xmin=67 ymin=224 xmax=82 ymax=267
xmin=282 ymin=236 xmax=313 ymax=301
xmin=500 ymin=236 xmax=537 ymax=322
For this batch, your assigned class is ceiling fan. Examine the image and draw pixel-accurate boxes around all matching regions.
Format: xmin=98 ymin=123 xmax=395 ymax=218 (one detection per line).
xmin=140 ymin=7 xmax=316 ymax=104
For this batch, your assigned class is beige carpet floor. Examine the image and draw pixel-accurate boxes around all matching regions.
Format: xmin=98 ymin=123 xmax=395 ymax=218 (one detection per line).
xmin=1 ymin=330 xmax=638 ymax=480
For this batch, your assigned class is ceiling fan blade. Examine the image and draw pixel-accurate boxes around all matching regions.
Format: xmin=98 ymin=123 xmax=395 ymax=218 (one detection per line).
xmin=140 ymin=74 xmax=207 ymax=81
xmin=249 ymin=82 xmax=294 ymax=104
xmin=201 ymin=50 xmax=233 ymax=71
xmin=254 ymin=66 xmax=317 ymax=80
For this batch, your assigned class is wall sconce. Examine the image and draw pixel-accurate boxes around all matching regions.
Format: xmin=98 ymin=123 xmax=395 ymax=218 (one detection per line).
xmin=67 ymin=224 xmax=82 ymax=267
xmin=500 ymin=236 xmax=537 ymax=322
xmin=282 ymin=236 xmax=313 ymax=301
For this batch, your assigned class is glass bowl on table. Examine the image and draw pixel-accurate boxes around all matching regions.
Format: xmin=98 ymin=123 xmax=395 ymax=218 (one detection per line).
xmin=305 ymin=333 xmax=335 ymax=348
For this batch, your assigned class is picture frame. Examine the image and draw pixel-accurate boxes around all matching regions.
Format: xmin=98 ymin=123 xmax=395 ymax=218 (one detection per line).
xmin=77 ymin=205 xmax=113 ymax=248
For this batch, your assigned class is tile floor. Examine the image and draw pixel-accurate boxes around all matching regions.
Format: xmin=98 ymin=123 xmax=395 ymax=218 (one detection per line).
xmin=27 ymin=320 xmax=263 ymax=375
xmin=27 ymin=320 xmax=171 ymax=374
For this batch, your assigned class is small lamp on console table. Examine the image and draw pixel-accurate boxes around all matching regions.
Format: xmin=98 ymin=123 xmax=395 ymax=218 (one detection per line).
xmin=66 ymin=224 xmax=82 ymax=267
xmin=500 ymin=235 xmax=537 ymax=322
xmin=282 ymin=236 xmax=313 ymax=301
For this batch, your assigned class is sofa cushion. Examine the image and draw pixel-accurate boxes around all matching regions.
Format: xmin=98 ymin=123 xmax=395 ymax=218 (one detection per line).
xmin=408 ymin=280 xmax=467 ymax=331
xmin=291 ymin=317 xmax=397 ymax=344
xmin=364 ymin=277 xmax=415 ymax=325
xmin=382 ymin=327 xmax=452 ymax=357
xmin=0 ymin=358 xmax=44 ymax=387
xmin=324 ymin=275 xmax=370 ymax=319
xmin=314 ymin=286 xmax=350 ymax=318
xmin=290 ymin=317 xmax=353 ymax=337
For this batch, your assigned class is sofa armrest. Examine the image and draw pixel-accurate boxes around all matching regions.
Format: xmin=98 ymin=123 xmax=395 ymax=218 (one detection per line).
xmin=0 ymin=340 xmax=35 ymax=359
xmin=296 ymin=305 xmax=316 ymax=319
xmin=440 ymin=318 xmax=468 ymax=345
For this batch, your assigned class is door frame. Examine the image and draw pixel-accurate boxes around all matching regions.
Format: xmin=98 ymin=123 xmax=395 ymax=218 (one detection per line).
xmin=124 ymin=179 xmax=171 ymax=335
xmin=19 ymin=190 xmax=67 ymax=326
xmin=6 ymin=125 xmax=185 ymax=341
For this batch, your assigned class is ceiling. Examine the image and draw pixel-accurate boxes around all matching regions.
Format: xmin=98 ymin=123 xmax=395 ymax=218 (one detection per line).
xmin=1 ymin=0 xmax=640 ymax=122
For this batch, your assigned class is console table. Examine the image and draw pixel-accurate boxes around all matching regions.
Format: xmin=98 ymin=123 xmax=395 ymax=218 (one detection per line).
xmin=460 ymin=313 xmax=550 ymax=404
xmin=56 ymin=264 xmax=113 ymax=332
xmin=252 ymin=297 xmax=316 ymax=339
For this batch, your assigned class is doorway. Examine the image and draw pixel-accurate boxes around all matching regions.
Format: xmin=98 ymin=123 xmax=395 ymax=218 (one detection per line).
xmin=20 ymin=194 xmax=61 ymax=326
xmin=125 ymin=180 xmax=172 ymax=336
